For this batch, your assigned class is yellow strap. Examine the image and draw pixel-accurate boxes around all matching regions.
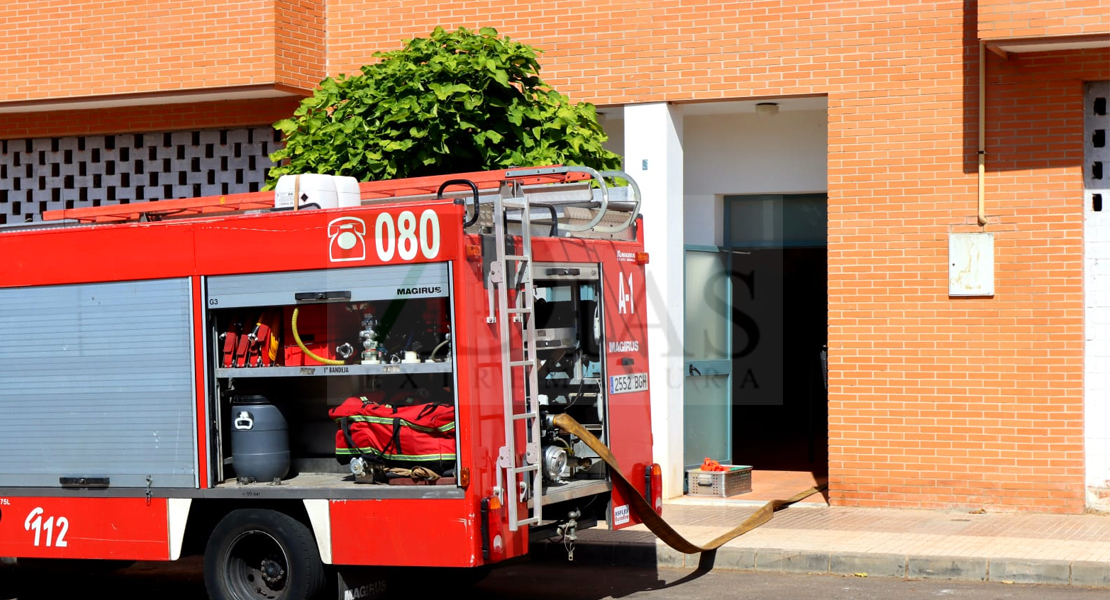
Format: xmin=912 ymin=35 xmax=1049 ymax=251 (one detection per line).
xmin=551 ymin=413 xmax=828 ymax=554
xmin=293 ymin=174 xmax=301 ymax=211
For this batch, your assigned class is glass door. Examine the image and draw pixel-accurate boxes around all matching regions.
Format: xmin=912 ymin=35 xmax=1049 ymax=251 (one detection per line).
xmin=724 ymin=194 xmax=828 ymax=473
xmin=683 ymin=247 xmax=732 ymax=469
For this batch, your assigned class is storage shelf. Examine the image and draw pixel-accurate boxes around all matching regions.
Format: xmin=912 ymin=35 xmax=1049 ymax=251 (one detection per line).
xmin=216 ymin=361 xmax=453 ymax=378
xmin=529 ymin=479 xmax=612 ymax=508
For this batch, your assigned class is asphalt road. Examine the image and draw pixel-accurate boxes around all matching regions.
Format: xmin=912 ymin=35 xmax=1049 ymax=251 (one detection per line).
xmin=2 ymin=558 xmax=1108 ymax=600
xmin=480 ymin=563 xmax=1109 ymax=600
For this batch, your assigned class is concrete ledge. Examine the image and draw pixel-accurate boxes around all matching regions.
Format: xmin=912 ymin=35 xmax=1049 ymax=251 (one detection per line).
xmin=907 ymin=556 xmax=989 ymax=582
xmin=989 ymin=559 xmax=1072 ymax=585
xmin=830 ymin=553 xmax=907 ymax=579
xmin=755 ymin=549 xmax=830 ymax=574
xmin=655 ymin=544 xmax=689 ymax=569
xmin=715 ymin=547 xmax=757 ymax=571
xmin=1070 ymin=561 xmax=1110 ymax=588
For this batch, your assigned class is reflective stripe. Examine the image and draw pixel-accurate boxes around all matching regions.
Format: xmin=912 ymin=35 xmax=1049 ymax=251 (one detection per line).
xmin=337 ymin=415 xmax=456 ymax=434
xmin=336 ymin=447 xmax=456 ymax=461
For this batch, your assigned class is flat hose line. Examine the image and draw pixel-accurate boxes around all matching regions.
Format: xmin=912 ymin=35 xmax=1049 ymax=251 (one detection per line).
xmin=551 ymin=413 xmax=829 ymax=554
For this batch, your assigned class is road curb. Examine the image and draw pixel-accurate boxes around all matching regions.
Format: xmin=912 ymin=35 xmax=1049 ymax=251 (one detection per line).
xmin=989 ymin=558 xmax=1072 ymax=586
xmin=1070 ymin=561 xmax=1110 ymax=588
xmin=665 ymin=542 xmax=1110 ymax=588
xmin=829 ymin=552 xmax=907 ymax=579
xmin=534 ymin=539 xmax=1110 ymax=588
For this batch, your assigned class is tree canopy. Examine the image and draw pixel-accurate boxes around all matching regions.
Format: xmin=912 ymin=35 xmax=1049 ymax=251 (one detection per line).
xmin=267 ymin=26 xmax=621 ymax=186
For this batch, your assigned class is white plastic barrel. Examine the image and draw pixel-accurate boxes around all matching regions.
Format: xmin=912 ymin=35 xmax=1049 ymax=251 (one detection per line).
xmin=275 ymin=174 xmax=361 ymax=209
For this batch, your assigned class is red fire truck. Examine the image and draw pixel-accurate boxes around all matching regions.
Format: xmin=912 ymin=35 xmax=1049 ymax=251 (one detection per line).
xmin=0 ymin=166 xmax=660 ymax=600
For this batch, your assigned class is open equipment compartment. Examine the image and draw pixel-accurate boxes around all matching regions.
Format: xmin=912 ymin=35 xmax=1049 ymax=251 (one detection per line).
xmin=531 ymin=262 xmax=611 ymax=504
xmin=205 ymin=263 xmax=459 ymax=490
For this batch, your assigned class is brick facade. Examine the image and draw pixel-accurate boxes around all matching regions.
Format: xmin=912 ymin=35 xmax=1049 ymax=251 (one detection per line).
xmin=0 ymin=1 xmax=278 ymax=101
xmin=0 ymin=1 xmax=326 ymax=103
xmin=277 ymin=0 xmax=326 ymax=90
xmin=979 ymin=0 xmax=1110 ymax=40
xmin=1 ymin=1 xmax=1108 ymax=513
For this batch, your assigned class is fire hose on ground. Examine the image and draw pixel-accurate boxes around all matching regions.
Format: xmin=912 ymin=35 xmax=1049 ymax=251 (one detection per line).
xmin=551 ymin=413 xmax=828 ymax=554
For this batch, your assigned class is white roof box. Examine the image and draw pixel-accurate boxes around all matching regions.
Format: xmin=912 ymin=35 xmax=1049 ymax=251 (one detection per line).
xmin=274 ymin=174 xmax=361 ymax=210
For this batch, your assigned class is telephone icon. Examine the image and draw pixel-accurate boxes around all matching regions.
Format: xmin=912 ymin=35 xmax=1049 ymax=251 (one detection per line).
xmin=328 ymin=217 xmax=367 ymax=262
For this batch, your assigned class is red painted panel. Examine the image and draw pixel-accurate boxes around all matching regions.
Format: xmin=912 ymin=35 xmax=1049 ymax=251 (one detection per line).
xmin=329 ymin=499 xmax=480 ymax=567
xmin=0 ymin=203 xmax=465 ymax=289
xmin=453 ymin=235 xmax=530 ymax=560
xmin=192 ymin=276 xmax=210 ymax=488
xmin=0 ymin=222 xmax=199 ymax=288
xmin=599 ymin=244 xmax=654 ymax=530
xmin=0 ymin=497 xmax=169 ymax=560
xmin=192 ymin=203 xmax=464 ymax=276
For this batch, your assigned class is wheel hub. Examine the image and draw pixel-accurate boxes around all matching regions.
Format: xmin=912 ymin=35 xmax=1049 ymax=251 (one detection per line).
xmin=260 ymin=558 xmax=285 ymax=584
xmin=222 ymin=529 xmax=291 ymax=598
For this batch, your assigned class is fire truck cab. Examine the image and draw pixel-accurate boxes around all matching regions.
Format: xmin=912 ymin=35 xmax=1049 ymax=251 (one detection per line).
xmin=0 ymin=166 xmax=658 ymax=600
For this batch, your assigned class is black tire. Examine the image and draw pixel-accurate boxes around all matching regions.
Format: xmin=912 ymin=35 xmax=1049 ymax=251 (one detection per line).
xmin=203 ymin=509 xmax=326 ymax=600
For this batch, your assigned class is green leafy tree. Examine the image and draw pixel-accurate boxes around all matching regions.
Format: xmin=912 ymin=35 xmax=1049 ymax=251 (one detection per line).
xmin=267 ymin=26 xmax=621 ymax=186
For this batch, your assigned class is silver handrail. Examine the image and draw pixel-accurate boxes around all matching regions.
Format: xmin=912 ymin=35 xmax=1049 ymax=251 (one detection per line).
xmin=505 ymin=166 xmax=609 ymax=232
xmin=592 ymin=170 xmax=640 ymax=234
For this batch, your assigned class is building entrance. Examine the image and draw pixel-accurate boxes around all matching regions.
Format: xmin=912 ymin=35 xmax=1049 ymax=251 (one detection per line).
xmin=682 ymin=193 xmax=828 ymax=497
xmin=727 ymin=193 xmax=827 ymax=482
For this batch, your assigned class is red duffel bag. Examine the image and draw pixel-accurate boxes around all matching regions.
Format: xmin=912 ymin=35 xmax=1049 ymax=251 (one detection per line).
xmin=329 ymin=395 xmax=456 ymax=474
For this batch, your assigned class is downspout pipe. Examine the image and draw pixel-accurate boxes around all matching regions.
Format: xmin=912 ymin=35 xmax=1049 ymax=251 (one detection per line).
xmin=978 ymin=42 xmax=987 ymax=227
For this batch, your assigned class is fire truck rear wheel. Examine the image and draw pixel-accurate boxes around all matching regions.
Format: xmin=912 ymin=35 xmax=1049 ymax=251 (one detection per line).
xmin=204 ymin=508 xmax=327 ymax=600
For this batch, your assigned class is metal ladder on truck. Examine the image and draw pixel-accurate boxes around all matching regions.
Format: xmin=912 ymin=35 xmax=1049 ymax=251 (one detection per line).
xmin=484 ymin=165 xmax=641 ymax=531
xmin=488 ymin=174 xmax=544 ymax=531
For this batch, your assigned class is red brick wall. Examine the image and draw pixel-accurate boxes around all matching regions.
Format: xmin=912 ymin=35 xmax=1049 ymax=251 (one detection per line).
xmin=0 ymin=1 xmax=280 ymax=102
xmin=833 ymin=43 xmax=1106 ymax=513
xmin=330 ymin=0 xmax=877 ymax=105
xmin=323 ymin=1 xmax=1104 ymax=512
xmin=277 ymin=0 xmax=326 ymax=89
xmin=979 ymin=0 xmax=1110 ymax=40
xmin=830 ymin=46 xmax=1107 ymax=514
xmin=326 ymin=1 xmax=985 ymax=107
